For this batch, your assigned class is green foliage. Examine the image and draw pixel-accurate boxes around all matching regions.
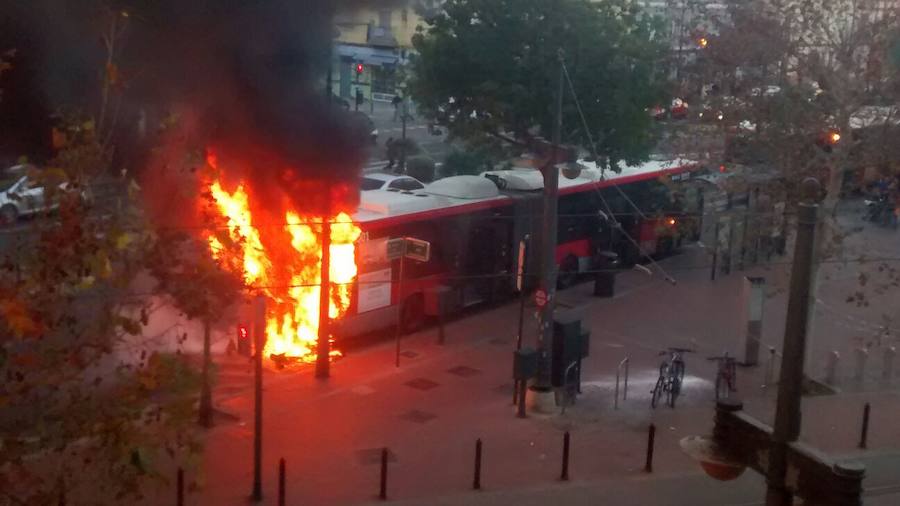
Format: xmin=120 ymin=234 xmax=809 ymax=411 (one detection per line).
xmin=442 ymin=149 xmax=491 ymax=177
xmin=0 ymin=9 xmax=221 ymax=502
xmin=405 ymin=155 xmax=436 ymax=182
xmin=409 ymin=0 xmax=667 ymax=169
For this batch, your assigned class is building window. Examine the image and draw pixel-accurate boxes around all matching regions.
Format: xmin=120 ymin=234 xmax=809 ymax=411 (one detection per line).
xmin=372 ymin=66 xmax=397 ymax=95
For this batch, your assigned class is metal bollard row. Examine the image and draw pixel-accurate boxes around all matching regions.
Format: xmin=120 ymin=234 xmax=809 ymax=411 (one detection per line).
xmin=825 ymin=347 xmax=899 ymax=385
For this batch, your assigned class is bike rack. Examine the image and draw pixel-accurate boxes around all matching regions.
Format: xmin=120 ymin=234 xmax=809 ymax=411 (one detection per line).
xmin=614 ymin=357 xmax=629 ymax=410
xmin=560 ymin=361 xmax=581 ymax=415
xmin=763 ymin=346 xmax=778 ymax=389
xmin=825 ymin=350 xmax=840 ymax=385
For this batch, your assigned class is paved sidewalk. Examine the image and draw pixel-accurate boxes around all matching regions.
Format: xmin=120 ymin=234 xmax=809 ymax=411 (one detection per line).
xmin=149 ymin=240 xmax=900 ymax=505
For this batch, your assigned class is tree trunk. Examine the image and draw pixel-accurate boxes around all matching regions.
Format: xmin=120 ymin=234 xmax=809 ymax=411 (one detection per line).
xmin=198 ymin=319 xmax=213 ymax=428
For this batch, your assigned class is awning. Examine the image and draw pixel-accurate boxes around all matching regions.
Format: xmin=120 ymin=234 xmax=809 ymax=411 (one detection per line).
xmin=336 ymin=44 xmax=399 ymax=66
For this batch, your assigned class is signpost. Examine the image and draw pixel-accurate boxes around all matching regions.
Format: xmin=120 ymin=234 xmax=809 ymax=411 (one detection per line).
xmin=393 ymin=237 xmax=431 ymax=367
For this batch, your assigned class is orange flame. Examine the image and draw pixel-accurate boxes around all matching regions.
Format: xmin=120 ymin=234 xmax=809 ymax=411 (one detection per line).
xmin=203 ymin=155 xmax=360 ymax=362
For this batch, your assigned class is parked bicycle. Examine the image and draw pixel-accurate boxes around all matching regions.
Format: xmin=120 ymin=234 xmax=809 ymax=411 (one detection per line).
xmin=708 ymin=352 xmax=737 ymax=400
xmin=651 ymin=347 xmax=693 ymax=408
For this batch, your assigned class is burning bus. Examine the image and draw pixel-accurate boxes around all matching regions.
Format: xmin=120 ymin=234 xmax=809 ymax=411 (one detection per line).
xmin=339 ymin=158 xmax=704 ymax=338
xmin=201 ymin=154 xmax=704 ymax=364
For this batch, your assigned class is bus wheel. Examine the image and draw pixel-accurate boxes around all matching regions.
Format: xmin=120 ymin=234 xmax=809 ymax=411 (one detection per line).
xmin=557 ymin=255 xmax=579 ymax=289
xmin=400 ymin=294 xmax=425 ymax=333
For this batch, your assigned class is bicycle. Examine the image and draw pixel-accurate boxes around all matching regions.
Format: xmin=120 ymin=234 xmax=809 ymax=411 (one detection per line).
xmin=651 ymin=347 xmax=692 ymax=409
xmin=708 ymin=352 xmax=737 ymax=400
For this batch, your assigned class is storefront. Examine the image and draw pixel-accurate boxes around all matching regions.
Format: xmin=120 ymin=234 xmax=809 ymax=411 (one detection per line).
xmin=333 ymin=44 xmax=404 ymax=102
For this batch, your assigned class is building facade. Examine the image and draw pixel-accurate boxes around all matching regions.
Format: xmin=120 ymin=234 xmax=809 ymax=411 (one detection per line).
xmin=332 ymin=1 xmax=442 ymax=103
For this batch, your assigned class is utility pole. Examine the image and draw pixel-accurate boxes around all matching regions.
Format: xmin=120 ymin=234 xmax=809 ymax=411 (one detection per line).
xmin=765 ymin=178 xmax=820 ymax=505
xmin=251 ymin=295 xmax=266 ymax=502
xmin=316 ymin=210 xmax=332 ymax=379
xmin=534 ymin=50 xmax=566 ymax=393
xmin=683 ymin=179 xmax=864 ymax=505
xmin=400 ymin=96 xmax=408 ymax=174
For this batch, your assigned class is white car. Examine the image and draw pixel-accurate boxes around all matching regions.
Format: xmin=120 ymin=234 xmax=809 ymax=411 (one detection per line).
xmin=0 ymin=166 xmax=91 ymax=224
xmin=360 ymin=173 xmax=425 ymax=192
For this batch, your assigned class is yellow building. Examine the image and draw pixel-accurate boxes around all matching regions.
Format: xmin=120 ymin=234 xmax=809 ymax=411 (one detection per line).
xmin=332 ymin=1 xmax=441 ymax=102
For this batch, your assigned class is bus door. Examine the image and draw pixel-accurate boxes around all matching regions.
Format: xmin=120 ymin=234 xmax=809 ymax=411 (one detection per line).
xmin=462 ymin=218 xmax=511 ymax=306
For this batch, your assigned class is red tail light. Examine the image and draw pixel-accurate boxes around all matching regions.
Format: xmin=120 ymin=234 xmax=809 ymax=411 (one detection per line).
xmin=237 ymin=324 xmax=251 ymax=356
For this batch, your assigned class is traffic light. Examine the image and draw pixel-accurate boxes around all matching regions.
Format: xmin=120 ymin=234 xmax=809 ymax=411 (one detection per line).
xmin=698 ymin=37 xmax=709 ymax=48
xmin=237 ymin=323 xmax=251 ymax=356
xmin=355 ymin=63 xmax=364 ymax=75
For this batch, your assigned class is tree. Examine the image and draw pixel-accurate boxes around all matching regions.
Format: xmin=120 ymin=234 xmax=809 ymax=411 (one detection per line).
xmin=144 ymin=156 xmax=245 ymax=429
xmin=677 ymin=0 xmax=900 ymax=373
xmin=408 ymin=0 xmax=669 ymax=170
xmin=0 ymin=7 xmax=217 ymax=504
xmin=699 ymin=0 xmax=900 ymax=207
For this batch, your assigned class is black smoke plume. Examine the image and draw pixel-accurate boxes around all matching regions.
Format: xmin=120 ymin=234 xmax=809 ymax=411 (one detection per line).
xmin=1 ymin=0 xmax=381 ymax=219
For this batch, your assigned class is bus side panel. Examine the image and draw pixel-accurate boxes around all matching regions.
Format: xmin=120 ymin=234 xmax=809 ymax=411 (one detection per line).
xmin=555 ymin=239 xmax=590 ymax=264
xmin=638 ymin=219 xmax=658 ymax=256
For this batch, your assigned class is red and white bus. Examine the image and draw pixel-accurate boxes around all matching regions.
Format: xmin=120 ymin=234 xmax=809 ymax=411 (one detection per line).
xmin=338 ymin=159 xmax=705 ymax=337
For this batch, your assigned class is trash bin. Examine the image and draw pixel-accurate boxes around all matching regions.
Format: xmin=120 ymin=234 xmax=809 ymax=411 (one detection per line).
xmin=593 ymin=251 xmax=619 ymax=297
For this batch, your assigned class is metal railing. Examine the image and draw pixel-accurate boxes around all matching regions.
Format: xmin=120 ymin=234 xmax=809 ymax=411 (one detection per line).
xmin=614 ymin=357 xmax=629 ymax=409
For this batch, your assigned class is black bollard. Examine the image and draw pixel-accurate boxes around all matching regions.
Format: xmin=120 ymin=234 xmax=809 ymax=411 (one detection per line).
xmin=516 ymin=380 xmax=527 ymax=418
xmin=473 ymin=439 xmax=483 ymax=490
xmin=644 ymin=424 xmax=656 ymax=473
xmin=278 ymin=458 xmax=285 ymax=506
xmin=859 ymin=403 xmax=871 ymax=449
xmin=711 ymin=221 xmax=720 ymax=281
xmin=379 ymin=448 xmax=388 ymax=500
xmin=176 ymin=467 xmax=184 ymax=506
xmin=561 ymin=431 xmax=570 ymax=481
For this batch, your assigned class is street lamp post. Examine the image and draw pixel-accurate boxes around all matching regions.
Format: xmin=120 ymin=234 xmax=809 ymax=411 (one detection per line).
xmin=682 ymin=178 xmax=865 ymax=506
xmin=765 ymin=178 xmax=820 ymax=504
xmin=399 ymin=83 xmax=408 ymax=174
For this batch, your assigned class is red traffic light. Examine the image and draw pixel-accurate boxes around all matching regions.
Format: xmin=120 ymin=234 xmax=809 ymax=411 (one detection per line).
xmin=236 ymin=324 xmax=251 ymax=356
xmin=355 ymin=63 xmax=364 ymax=74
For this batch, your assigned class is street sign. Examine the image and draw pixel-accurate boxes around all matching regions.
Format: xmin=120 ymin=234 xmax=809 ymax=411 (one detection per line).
xmin=386 ymin=238 xmax=406 ymax=260
xmin=360 ymin=237 xmax=389 ymax=265
xmin=404 ymin=237 xmax=431 ymax=262
xmin=386 ymin=237 xmax=431 ymax=263
xmin=534 ymin=289 xmax=548 ymax=308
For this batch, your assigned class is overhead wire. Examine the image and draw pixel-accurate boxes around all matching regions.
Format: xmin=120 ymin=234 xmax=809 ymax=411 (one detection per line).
xmin=11 ymin=253 xmax=900 ymax=302
xmin=560 ymin=56 xmax=679 ymax=284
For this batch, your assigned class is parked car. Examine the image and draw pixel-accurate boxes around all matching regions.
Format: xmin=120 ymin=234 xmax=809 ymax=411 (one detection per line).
xmin=0 ymin=165 xmax=91 ymax=224
xmin=649 ymin=104 xmax=667 ymax=121
xmin=360 ymin=173 xmax=425 ymax=192
xmin=670 ymin=98 xmax=689 ymax=120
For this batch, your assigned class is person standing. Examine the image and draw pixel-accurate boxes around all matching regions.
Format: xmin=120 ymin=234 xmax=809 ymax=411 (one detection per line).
xmin=392 ymin=95 xmax=402 ymax=121
xmin=385 ymin=137 xmax=396 ymax=170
